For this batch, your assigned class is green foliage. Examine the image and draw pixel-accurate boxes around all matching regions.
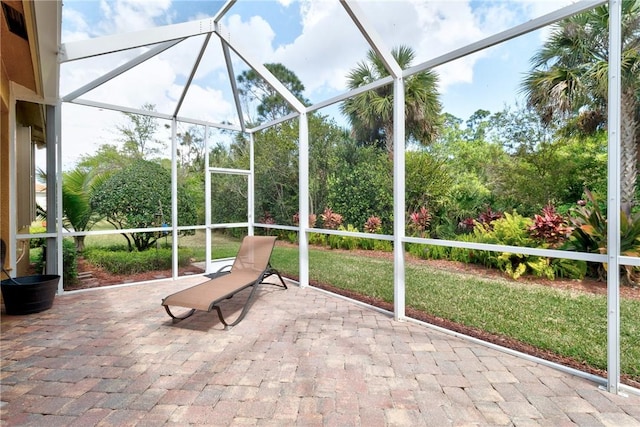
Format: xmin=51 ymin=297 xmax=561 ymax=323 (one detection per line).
xmin=566 ymin=189 xmax=640 ymax=284
xmin=467 ymin=212 xmax=563 ymax=279
xmin=565 ymin=191 xmax=607 ymax=256
xmin=528 ymin=204 xmax=573 ymax=248
xmin=405 ymin=150 xmax=452 ymax=215
xmin=328 ymin=225 xmax=360 ymax=250
xmin=61 ymin=239 xmax=78 ymax=284
xmin=474 ymin=211 xmax=534 ymax=246
xmin=118 ymin=103 xmax=165 ymax=158
xmin=253 ymin=122 xmax=299 ymax=225
xmin=551 ymin=258 xmax=587 ymax=280
xmin=407 ymin=206 xmax=432 ymax=237
xmin=373 ymin=240 xmax=393 ymax=252
xmin=84 ymin=246 xmax=192 ymax=275
xmin=35 ymin=239 xmax=77 ymax=284
xmin=327 ymin=143 xmax=393 ymax=232
xmin=29 ymin=226 xmax=46 ymax=249
xmin=308 ymin=114 xmax=343 ymax=217
xmin=237 ymin=63 xmax=309 ymax=124
xmin=308 ymin=232 xmax=327 ymax=246
xmin=407 ymin=243 xmax=450 ymax=260
xmin=176 ymin=125 xmax=206 ymax=173
xmin=341 ymin=45 xmax=442 ymax=155
xmin=211 ymin=173 xmax=249 ymax=223
xmin=90 ymin=159 xmax=198 ymax=252
xmin=77 ymin=143 xmax=132 ymax=176
xmin=496 ymin=252 xmax=529 ymax=279
xmin=522 ymin=2 xmax=640 ymax=212
xmin=178 ymin=170 xmax=205 ymax=225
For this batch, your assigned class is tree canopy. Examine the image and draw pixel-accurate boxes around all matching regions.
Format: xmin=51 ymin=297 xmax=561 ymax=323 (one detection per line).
xmin=341 ymin=45 xmax=442 ymax=157
xmin=522 ymin=1 xmax=640 ymax=213
xmin=90 ymin=159 xmax=197 ymax=251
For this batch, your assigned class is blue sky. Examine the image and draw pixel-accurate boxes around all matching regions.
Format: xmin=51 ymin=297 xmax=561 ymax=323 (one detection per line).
xmin=56 ymin=0 xmax=574 ymax=168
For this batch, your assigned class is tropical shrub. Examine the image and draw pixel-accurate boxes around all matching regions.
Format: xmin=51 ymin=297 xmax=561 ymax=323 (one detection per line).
xmin=550 ymin=258 xmax=587 ymax=280
xmin=408 ymin=206 xmax=431 ymax=237
xmin=90 ymin=159 xmax=198 ymax=252
xmin=84 ymin=246 xmax=193 ymax=275
xmin=469 ymin=212 xmax=558 ymax=279
xmin=293 ymin=212 xmax=318 ymax=228
xmin=364 ymin=216 xmax=382 ymax=234
xmin=565 ymin=190 xmax=640 ymax=284
xmin=327 ymin=144 xmax=393 ymax=233
xmin=35 ymin=238 xmax=77 ymax=285
xmin=565 ymin=190 xmax=608 ymax=279
xmin=328 ymin=224 xmax=360 ymax=250
xmin=373 ymin=240 xmax=393 ymax=252
xmin=458 ymin=217 xmax=475 ymax=233
xmin=528 ymin=204 xmax=573 ymax=248
xmin=477 ymin=206 xmax=503 ymax=229
xmin=309 ymin=232 xmax=327 ymax=246
xmin=321 ymin=208 xmax=343 ymax=229
xmin=475 ymin=211 xmax=534 ymax=247
xmin=29 ymin=225 xmax=47 ymax=248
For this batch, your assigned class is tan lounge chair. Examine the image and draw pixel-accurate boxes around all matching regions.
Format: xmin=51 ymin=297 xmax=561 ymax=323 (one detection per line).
xmin=162 ymin=235 xmax=287 ymax=328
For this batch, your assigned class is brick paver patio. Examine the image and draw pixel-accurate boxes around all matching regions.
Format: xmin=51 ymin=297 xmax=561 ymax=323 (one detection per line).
xmin=2 ymin=276 xmax=639 ymax=426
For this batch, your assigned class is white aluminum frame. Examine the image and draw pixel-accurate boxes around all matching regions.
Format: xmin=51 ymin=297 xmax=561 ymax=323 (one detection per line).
xmin=49 ymin=0 xmax=631 ymax=394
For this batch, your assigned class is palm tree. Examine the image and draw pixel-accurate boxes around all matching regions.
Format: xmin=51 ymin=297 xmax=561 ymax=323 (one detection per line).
xmin=522 ymin=1 xmax=640 ymax=214
xmin=62 ymin=169 xmax=105 ymax=252
xmin=341 ymin=45 xmax=442 ymax=158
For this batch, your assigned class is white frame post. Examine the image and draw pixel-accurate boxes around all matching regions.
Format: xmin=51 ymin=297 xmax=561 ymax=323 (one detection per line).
xmin=299 ymin=113 xmax=309 ymax=288
xmin=204 ymin=126 xmax=212 ymax=273
xmin=248 ymin=133 xmax=255 ymax=236
xmin=606 ymin=0 xmax=622 ymax=395
xmin=171 ymin=118 xmax=179 ymax=279
xmin=50 ymin=103 xmax=63 ymax=292
xmin=393 ymin=77 xmax=406 ymax=321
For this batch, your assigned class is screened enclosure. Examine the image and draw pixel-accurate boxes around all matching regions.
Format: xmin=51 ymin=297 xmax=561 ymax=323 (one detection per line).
xmin=4 ymin=0 xmax=637 ymax=395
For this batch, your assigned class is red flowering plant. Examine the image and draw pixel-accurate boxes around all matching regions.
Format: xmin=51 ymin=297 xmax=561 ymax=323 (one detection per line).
xmin=477 ymin=206 xmax=503 ymax=230
xmin=364 ymin=216 xmax=382 ymax=234
xmin=408 ymin=206 xmax=431 ymax=237
xmin=320 ymin=207 xmax=343 ymax=230
xmin=292 ymin=212 xmax=317 ymax=228
xmin=528 ymin=204 xmax=573 ymax=248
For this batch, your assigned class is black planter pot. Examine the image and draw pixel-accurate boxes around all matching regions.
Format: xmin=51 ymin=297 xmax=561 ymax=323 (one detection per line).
xmin=1 ymin=275 xmax=60 ymax=315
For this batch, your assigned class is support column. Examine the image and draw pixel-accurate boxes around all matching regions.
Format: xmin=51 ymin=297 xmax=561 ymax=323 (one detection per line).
xmin=299 ymin=113 xmax=309 ymax=288
xmin=48 ymin=103 xmax=61 ymax=292
xmin=393 ymin=77 xmax=406 ymax=320
xmin=248 ymin=133 xmax=255 ymax=236
xmin=606 ymin=0 xmax=621 ymax=395
xmin=171 ymin=118 xmax=178 ymax=279
xmin=204 ymin=126 xmax=212 ymax=273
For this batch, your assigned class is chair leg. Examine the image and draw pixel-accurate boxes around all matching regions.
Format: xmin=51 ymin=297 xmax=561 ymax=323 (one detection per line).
xmin=263 ymin=266 xmax=287 ymax=289
xmin=213 ymin=280 xmax=264 ymax=330
xmin=164 ymin=306 xmax=196 ymax=321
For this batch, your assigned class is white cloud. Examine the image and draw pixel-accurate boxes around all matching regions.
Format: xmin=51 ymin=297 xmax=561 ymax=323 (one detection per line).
xmin=259 ymin=0 xmax=538 ymax=100
xmin=60 ymin=104 xmax=124 ymax=169
xmin=173 ymin=84 xmax=237 ymax=125
xmin=97 ymin=0 xmax=173 ymax=35
xmin=224 ymin=14 xmax=277 ymax=64
xmin=277 ymin=0 xmax=295 ymax=7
